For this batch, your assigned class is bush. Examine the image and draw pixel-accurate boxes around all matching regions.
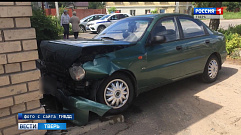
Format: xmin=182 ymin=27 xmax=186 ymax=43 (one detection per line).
xmin=218 ymin=25 xmax=241 ymax=55
xmin=225 ymin=33 xmax=241 ymax=54
xmin=30 ymin=9 xmax=61 ymax=41
xmin=50 ymin=15 xmax=64 ymax=36
xmin=108 ymin=7 xmax=116 ymax=14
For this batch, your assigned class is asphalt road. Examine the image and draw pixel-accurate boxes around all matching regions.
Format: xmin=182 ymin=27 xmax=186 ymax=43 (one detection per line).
xmin=202 ymin=19 xmax=241 ymax=29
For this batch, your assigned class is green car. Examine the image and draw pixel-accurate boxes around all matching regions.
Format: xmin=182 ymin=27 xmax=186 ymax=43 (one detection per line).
xmin=40 ymin=13 xmax=227 ymax=114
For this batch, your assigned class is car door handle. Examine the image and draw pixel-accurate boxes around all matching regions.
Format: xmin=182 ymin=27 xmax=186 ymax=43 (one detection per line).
xmin=205 ymin=40 xmax=210 ymax=44
xmin=176 ymin=46 xmax=182 ymax=50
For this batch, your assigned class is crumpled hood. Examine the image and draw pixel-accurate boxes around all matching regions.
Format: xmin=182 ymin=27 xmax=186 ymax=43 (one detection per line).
xmin=40 ymin=39 xmax=132 ymax=68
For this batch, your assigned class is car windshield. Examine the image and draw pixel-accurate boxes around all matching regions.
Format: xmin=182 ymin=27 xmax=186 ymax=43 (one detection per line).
xmin=100 ymin=15 xmax=110 ymax=20
xmin=94 ymin=17 xmax=153 ymax=42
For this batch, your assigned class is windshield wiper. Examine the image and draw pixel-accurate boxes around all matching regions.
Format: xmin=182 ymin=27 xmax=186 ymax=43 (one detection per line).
xmin=100 ymin=37 xmax=118 ymax=41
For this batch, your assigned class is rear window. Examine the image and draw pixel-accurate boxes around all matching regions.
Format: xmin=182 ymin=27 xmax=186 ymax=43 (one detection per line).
xmin=179 ymin=17 xmax=205 ymax=38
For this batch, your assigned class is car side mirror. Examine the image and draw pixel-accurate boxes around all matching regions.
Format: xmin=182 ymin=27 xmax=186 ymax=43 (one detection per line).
xmin=151 ymin=35 xmax=166 ymax=45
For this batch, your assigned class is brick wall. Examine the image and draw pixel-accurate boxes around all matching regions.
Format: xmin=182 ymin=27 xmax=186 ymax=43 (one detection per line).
xmin=0 ymin=2 xmax=46 ymax=135
xmin=45 ymin=8 xmax=107 ymax=19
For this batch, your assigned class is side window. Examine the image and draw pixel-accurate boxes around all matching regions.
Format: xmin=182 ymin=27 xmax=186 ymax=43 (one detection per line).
xmin=119 ymin=14 xmax=126 ymax=19
xmin=179 ymin=17 xmax=205 ymax=38
xmin=124 ymin=14 xmax=129 ymax=17
xmin=152 ymin=17 xmax=179 ymax=42
xmin=96 ymin=15 xmax=104 ymax=19
xmin=110 ymin=15 xmax=118 ymax=20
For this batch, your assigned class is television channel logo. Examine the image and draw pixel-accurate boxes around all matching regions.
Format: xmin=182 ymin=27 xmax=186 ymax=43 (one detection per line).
xmin=194 ymin=8 xmax=223 ymax=15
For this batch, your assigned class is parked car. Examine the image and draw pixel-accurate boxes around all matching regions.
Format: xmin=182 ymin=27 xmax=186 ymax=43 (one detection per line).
xmin=86 ymin=13 xmax=131 ymax=33
xmin=79 ymin=14 xmax=105 ymax=32
xmin=39 ymin=14 xmax=227 ymax=114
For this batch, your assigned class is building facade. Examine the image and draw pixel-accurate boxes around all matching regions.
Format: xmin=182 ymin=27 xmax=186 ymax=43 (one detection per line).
xmin=106 ymin=2 xmax=193 ymax=15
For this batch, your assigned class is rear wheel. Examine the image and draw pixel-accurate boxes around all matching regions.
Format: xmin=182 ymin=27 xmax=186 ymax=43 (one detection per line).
xmin=201 ymin=55 xmax=220 ymax=83
xmin=97 ymin=25 xmax=106 ymax=33
xmin=97 ymin=73 xmax=134 ymax=114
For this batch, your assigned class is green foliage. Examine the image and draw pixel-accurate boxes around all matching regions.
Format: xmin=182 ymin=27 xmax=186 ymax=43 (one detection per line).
xmin=151 ymin=9 xmax=158 ymax=14
xmin=59 ymin=5 xmax=68 ymax=16
xmin=223 ymin=10 xmax=241 ymax=19
xmin=225 ymin=2 xmax=241 ymax=12
xmin=30 ymin=9 xmax=61 ymax=41
xmin=225 ymin=33 xmax=241 ymax=54
xmin=49 ymin=15 xmax=64 ymax=36
xmin=88 ymin=2 xmax=105 ymax=9
xmin=194 ymin=2 xmax=210 ymax=8
xmin=218 ymin=25 xmax=241 ymax=55
xmin=108 ymin=7 xmax=116 ymax=14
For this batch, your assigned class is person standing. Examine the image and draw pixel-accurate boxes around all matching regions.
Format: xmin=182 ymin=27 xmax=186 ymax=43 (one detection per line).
xmin=69 ymin=11 xmax=80 ymax=39
xmin=60 ymin=10 xmax=70 ymax=39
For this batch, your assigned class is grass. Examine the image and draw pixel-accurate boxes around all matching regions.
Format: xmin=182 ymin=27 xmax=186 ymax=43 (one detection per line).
xmin=223 ymin=10 xmax=241 ymax=19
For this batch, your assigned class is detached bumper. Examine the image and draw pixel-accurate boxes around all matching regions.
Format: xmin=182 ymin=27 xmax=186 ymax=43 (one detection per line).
xmin=55 ymin=89 xmax=111 ymax=125
xmin=41 ymin=76 xmax=111 ymax=126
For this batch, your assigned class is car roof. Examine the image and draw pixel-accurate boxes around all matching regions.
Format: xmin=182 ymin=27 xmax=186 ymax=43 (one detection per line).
xmin=132 ymin=13 xmax=192 ymax=19
xmin=109 ymin=13 xmax=129 ymax=15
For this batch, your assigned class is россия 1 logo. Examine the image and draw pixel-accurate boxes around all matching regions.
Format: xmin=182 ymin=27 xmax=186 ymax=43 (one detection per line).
xmin=194 ymin=8 xmax=223 ymax=15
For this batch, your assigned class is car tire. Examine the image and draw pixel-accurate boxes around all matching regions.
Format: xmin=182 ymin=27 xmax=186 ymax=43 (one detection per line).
xmin=79 ymin=25 xmax=86 ymax=33
xmin=201 ymin=55 xmax=220 ymax=83
xmin=96 ymin=73 xmax=134 ymax=114
xmin=97 ymin=25 xmax=106 ymax=33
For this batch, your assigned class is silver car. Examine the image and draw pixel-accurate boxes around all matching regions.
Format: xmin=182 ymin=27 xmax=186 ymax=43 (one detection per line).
xmin=79 ymin=14 xmax=105 ymax=33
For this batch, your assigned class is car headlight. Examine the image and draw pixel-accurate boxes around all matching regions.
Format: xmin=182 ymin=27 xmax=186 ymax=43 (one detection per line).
xmin=69 ymin=65 xmax=85 ymax=81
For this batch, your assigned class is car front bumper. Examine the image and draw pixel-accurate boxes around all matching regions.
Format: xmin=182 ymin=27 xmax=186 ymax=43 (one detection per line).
xmin=41 ymin=75 xmax=111 ymax=126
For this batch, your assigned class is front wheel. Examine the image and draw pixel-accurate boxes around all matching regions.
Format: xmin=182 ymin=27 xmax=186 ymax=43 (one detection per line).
xmin=97 ymin=26 xmax=106 ymax=33
xmin=201 ymin=55 xmax=220 ymax=83
xmin=97 ymin=73 xmax=134 ymax=114
xmin=79 ymin=25 xmax=86 ymax=33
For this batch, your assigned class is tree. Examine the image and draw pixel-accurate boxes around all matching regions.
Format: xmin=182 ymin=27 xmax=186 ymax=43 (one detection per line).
xmin=194 ymin=2 xmax=222 ymax=31
xmin=225 ymin=2 xmax=240 ymax=12
xmin=151 ymin=9 xmax=158 ymax=14
xmin=209 ymin=2 xmax=222 ymax=31
xmin=108 ymin=7 xmax=116 ymax=14
xmin=88 ymin=2 xmax=105 ymax=9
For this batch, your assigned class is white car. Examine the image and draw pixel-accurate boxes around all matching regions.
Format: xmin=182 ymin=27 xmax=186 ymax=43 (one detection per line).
xmin=87 ymin=13 xmax=131 ymax=33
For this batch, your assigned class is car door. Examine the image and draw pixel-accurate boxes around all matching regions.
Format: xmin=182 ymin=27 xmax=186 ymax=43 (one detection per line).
xmin=176 ymin=16 xmax=211 ymax=75
xmin=140 ymin=16 xmax=187 ymax=90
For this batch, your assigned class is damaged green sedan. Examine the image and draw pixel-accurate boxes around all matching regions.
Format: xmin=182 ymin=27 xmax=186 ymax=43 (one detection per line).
xmin=39 ymin=13 xmax=227 ymax=114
